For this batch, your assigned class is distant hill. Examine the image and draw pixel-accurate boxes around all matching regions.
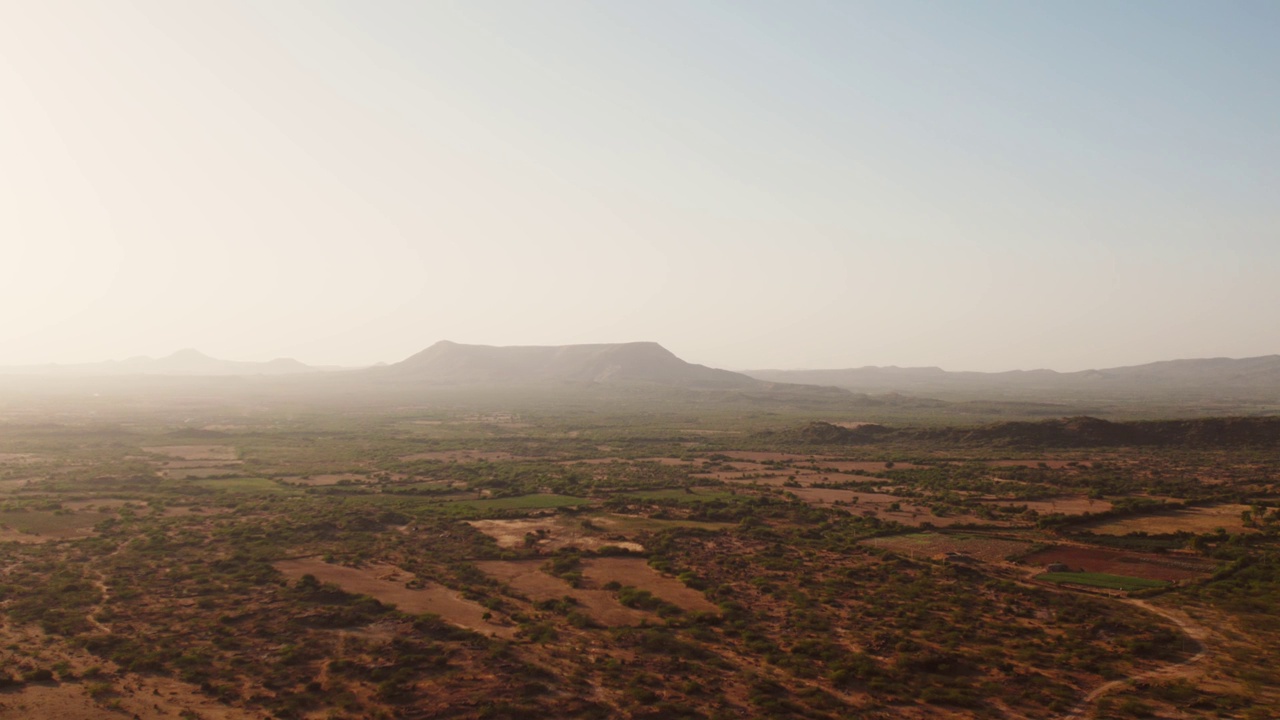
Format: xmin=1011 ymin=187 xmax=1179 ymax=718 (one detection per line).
xmin=0 ymin=349 xmax=324 ymax=377
xmin=769 ymin=416 xmax=1280 ymax=448
xmin=374 ymin=340 xmax=778 ymax=390
xmin=745 ymin=355 xmax=1280 ymax=402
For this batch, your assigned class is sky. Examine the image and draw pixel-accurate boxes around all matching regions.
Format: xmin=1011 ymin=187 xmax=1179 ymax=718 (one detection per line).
xmin=2 ymin=1 xmax=1278 ymax=372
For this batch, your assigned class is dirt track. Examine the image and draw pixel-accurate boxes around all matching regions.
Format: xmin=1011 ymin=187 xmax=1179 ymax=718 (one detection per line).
xmin=1058 ymin=598 xmax=1210 ymax=719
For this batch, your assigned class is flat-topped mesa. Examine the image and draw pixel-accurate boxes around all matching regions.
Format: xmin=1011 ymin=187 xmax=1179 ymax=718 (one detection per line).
xmin=384 ymin=340 xmax=762 ymax=388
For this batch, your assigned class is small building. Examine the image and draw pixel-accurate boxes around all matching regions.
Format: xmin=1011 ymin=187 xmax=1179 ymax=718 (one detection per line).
xmin=1045 ymin=562 xmax=1070 ymax=573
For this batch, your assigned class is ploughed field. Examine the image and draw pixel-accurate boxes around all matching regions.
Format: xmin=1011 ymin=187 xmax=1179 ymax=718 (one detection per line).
xmin=0 ymin=415 xmax=1277 ymax=719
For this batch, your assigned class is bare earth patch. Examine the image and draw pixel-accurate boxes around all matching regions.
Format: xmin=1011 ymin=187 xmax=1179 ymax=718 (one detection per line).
xmin=273 ymin=558 xmax=514 ymax=638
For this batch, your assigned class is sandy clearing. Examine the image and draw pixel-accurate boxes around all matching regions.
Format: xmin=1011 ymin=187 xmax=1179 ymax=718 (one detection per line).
xmin=274 ymin=559 xmax=514 ymax=638
xmin=0 ymin=453 xmax=41 ymax=464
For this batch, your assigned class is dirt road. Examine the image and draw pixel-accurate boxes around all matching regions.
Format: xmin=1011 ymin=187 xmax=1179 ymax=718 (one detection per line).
xmin=1058 ymin=598 xmax=1210 ymax=719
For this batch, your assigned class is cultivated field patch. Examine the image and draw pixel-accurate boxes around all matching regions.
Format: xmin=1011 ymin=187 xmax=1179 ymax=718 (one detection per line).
xmin=274 ymin=558 xmax=514 ymax=638
xmin=159 ymin=466 xmax=243 ymax=479
xmin=187 ymin=477 xmax=287 ymax=493
xmin=560 ymin=456 xmax=694 ymax=466
xmin=614 ymin=488 xmax=737 ymax=503
xmin=444 ymin=494 xmax=594 ymax=512
xmin=142 ymin=445 xmax=237 ymax=461
xmin=476 ymin=560 xmax=651 ymax=626
xmin=591 ymin=514 xmax=735 ymax=535
xmin=1037 ymin=571 xmax=1170 ymax=591
xmin=398 ymin=450 xmax=523 ymax=462
xmin=60 ymin=499 xmax=134 ymax=511
xmin=279 ymin=473 xmax=370 ymax=486
xmin=468 ymin=516 xmax=645 ymax=552
xmin=0 ymin=477 xmax=34 ymax=492
xmin=1021 ymin=546 xmax=1216 ymax=582
xmin=1081 ymin=504 xmax=1255 ymax=536
xmin=977 ymin=496 xmax=1112 ymax=515
xmin=860 ymin=533 xmax=1033 ymax=563
xmin=0 ymin=510 xmax=102 ymax=540
xmin=580 ymin=557 xmax=718 ymax=613
xmin=984 ymin=459 xmax=1090 ymax=468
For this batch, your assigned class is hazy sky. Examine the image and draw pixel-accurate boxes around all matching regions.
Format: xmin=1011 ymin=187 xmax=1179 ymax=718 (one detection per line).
xmin=3 ymin=1 xmax=1277 ymax=371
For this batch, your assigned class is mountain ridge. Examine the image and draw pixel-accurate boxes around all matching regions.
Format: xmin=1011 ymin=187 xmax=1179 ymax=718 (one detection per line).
xmin=744 ymin=355 xmax=1280 ymax=401
xmin=0 ymin=349 xmax=327 ymax=377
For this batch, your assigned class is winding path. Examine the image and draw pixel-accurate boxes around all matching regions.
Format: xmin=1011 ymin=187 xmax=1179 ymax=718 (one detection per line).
xmin=1058 ymin=598 xmax=1211 ymax=719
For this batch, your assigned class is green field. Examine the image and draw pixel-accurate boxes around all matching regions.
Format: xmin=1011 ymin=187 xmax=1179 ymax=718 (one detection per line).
xmin=1036 ymin=572 xmax=1170 ymax=591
